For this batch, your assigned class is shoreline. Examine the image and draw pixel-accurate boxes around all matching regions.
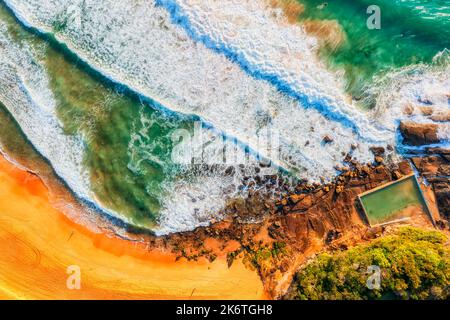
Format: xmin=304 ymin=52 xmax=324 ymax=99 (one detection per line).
xmin=0 ymin=107 xmax=448 ymax=299
xmin=1 ymin=143 xmax=447 ymax=299
xmin=0 ymin=154 xmax=267 ymax=299
xmin=0 ymin=0 xmax=448 ymax=301
xmin=0 ymin=146 xmax=447 ymax=299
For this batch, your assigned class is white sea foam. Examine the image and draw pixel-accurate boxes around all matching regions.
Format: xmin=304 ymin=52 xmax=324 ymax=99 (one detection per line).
xmin=0 ymin=7 xmax=260 ymax=236
xmin=367 ymin=50 xmax=450 ymax=145
xmin=0 ymin=22 xmax=249 ymax=235
xmin=128 ymin=107 xmax=262 ymax=235
xmin=159 ymin=0 xmax=390 ymax=139
xmin=2 ymin=0 xmax=396 ymax=178
xmin=0 ymin=19 xmax=149 ymax=232
xmin=2 ymin=0 xmax=449 ymax=234
xmin=156 ymin=172 xmax=246 ymax=235
xmin=0 ymin=22 xmax=90 ymax=199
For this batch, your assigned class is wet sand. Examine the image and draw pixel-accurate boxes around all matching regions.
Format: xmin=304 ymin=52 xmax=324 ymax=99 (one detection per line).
xmin=0 ymin=155 xmax=266 ymax=300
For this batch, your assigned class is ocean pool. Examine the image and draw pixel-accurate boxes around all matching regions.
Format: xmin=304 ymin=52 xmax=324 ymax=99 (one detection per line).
xmin=359 ymin=175 xmax=431 ymax=226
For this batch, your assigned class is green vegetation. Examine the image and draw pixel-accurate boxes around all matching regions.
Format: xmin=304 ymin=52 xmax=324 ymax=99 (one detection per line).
xmin=227 ymin=242 xmax=288 ymax=269
xmin=287 ymin=227 xmax=449 ymax=300
xmin=227 ymin=249 xmax=244 ymax=268
xmin=247 ymin=242 xmax=288 ymax=269
xmin=239 ymin=241 xmax=289 ymax=272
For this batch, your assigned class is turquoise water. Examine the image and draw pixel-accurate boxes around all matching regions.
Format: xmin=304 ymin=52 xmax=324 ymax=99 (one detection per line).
xmin=46 ymin=51 xmax=188 ymax=228
xmin=297 ymin=0 xmax=450 ymax=100
xmin=0 ymin=2 xmax=276 ymax=232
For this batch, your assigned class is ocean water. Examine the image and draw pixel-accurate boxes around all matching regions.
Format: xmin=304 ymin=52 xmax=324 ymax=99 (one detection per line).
xmin=0 ymin=2 xmax=261 ymax=233
xmin=296 ymin=0 xmax=450 ymax=100
xmin=0 ymin=0 xmax=448 ymax=234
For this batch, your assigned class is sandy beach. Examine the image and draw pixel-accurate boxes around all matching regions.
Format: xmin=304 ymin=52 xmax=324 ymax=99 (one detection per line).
xmin=0 ymin=154 xmax=266 ymax=300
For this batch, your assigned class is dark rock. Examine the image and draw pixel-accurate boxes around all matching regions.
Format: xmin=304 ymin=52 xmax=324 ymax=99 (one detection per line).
xmin=325 ymin=230 xmax=341 ymax=244
xmin=433 ymin=184 xmax=450 ymax=219
xmin=344 ymin=154 xmax=352 ymax=163
xmin=418 ymin=97 xmax=433 ymax=105
xmin=322 ymin=135 xmax=334 ymax=144
xmin=374 ymin=156 xmax=384 ymax=164
xmin=426 ymin=147 xmax=450 ymax=156
xmin=392 ymin=170 xmax=402 ymax=180
xmin=370 ymin=147 xmax=385 ymax=156
xmin=436 ymin=219 xmax=448 ymax=230
xmin=259 ymin=160 xmax=271 ymax=168
xmin=399 ymin=121 xmax=440 ymax=146
xmin=361 ymin=165 xmax=371 ymax=175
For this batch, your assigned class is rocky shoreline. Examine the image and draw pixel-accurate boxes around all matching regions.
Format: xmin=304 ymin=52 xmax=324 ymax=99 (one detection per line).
xmin=154 ymin=114 xmax=450 ymax=298
xmin=399 ymin=121 xmax=442 ymax=146
xmin=1 ymin=110 xmax=448 ymax=298
xmin=399 ymin=120 xmax=450 ymax=221
xmin=152 ymin=142 xmax=449 ymax=298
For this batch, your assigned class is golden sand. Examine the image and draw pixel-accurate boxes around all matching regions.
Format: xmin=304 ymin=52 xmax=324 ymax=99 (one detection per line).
xmin=0 ymin=155 xmax=266 ymax=300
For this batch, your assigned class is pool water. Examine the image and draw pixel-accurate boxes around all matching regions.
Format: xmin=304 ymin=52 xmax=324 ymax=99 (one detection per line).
xmin=359 ymin=175 xmax=428 ymax=225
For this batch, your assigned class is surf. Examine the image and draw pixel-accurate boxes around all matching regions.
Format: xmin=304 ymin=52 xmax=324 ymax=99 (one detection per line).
xmin=2 ymin=0 xmax=398 ymax=170
xmin=0 ymin=3 xmax=261 ymax=234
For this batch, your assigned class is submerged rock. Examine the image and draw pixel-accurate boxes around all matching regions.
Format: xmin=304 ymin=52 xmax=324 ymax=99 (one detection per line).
xmin=322 ymin=135 xmax=334 ymax=144
xmin=370 ymin=146 xmax=385 ymax=156
xmin=430 ymin=110 xmax=450 ymax=122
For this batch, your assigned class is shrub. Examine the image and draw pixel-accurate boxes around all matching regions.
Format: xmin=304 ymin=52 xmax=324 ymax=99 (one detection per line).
xmin=286 ymin=227 xmax=449 ymax=300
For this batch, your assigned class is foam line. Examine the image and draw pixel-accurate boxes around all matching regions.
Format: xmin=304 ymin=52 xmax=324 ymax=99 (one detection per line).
xmin=1 ymin=0 xmax=382 ymax=182
xmin=155 ymin=0 xmax=389 ymax=144
xmin=1 ymin=0 xmax=292 ymax=173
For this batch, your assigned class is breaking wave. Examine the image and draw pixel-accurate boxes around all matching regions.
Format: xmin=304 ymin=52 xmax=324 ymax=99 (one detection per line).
xmin=3 ymin=0 xmax=396 ymax=175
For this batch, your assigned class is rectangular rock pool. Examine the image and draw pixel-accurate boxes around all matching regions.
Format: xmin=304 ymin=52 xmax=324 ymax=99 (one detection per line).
xmin=358 ymin=174 xmax=432 ymax=226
